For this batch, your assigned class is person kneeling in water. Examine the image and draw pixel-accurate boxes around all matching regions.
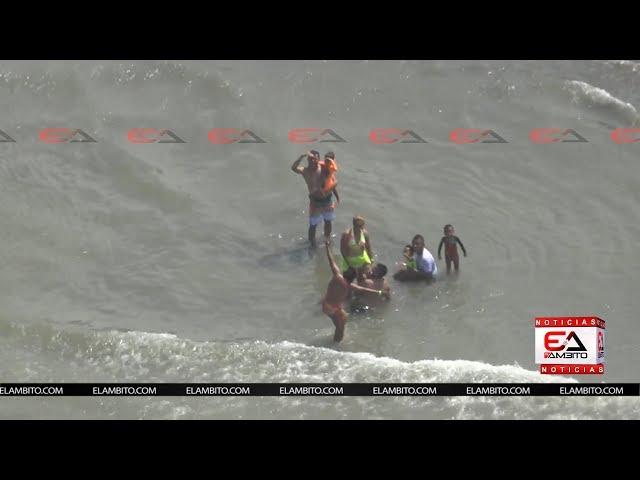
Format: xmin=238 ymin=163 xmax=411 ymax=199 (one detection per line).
xmin=393 ymin=234 xmax=437 ymax=282
xmin=353 ymin=263 xmax=391 ymax=310
xmin=322 ymin=241 xmax=387 ymax=342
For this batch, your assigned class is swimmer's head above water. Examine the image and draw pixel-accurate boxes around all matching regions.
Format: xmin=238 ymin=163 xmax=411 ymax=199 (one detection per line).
xmin=444 ymin=224 xmax=454 ymax=236
xmin=323 ymin=151 xmax=337 ymax=171
xmin=412 ymin=234 xmax=425 ymax=252
xmin=371 ymin=263 xmax=388 ymax=279
xmin=322 ymin=152 xmax=338 ymax=173
xmin=307 ymin=150 xmax=320 ymax=167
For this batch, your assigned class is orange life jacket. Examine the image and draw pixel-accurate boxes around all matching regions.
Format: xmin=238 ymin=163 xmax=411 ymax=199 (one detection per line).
xmin=320 ymin=159 xmax=338 ymax=194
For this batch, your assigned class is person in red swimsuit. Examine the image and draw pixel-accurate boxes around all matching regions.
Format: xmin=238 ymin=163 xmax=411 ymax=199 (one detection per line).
xmin=322 ymin=241 xmax=387 ymax=342
xmin=437 ymin=224 xmax=467 ymax=274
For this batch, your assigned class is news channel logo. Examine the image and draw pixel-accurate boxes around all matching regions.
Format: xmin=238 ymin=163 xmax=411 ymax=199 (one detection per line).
xmin=534 ymin=317 xmax=605 ymax=374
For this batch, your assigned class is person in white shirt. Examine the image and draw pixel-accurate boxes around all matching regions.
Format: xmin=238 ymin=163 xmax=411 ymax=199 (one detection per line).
xmin=393 ymin=234 xmax=437 ymax=282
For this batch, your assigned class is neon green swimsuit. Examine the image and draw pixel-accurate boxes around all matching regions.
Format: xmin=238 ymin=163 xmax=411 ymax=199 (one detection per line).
xmin=341 ymin=229 xmax=371 ymax=272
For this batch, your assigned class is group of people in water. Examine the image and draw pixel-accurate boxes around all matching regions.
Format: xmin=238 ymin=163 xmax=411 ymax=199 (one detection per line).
xmin=291 ymin=150 xmax=467 ymax=342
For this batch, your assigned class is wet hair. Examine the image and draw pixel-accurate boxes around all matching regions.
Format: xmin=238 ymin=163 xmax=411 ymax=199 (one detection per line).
xmin=404 ymin=244 xmax=414 ymax=255
xmin=372 ymin=263 xmax=388 ymax=279
xmin=309 ymin=150 xmax=320 ymax=159
xmin=412 ymin=234 xmax=424 ymax=244
xmin=444 ymin=224 xmax=453 ymax=231
xmin=324 ymin=151 xmax=335 ymax=159
xmin=353 ymin=215 xmax=365 ymax=226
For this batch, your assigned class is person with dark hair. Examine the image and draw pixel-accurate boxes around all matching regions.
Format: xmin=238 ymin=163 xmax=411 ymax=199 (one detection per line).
xmin=413 ymin=234 xmax=437 ymax=277
xmin=438 ymin=224 xmax=467 ymax=274
xmin=393 ymin=234 xmax=437 ymax=282
xmin=373 ymin=263 xmax=388 ymax=278
xmin=291 ymin=150 xmax=335 ymax=247
xmin=352 ymin=262 xmax=391 ymax=309
xmin=322 ymin=241 xmax=386 ymax=342
xmin=307 ymin=151 xmax=340 ymax=244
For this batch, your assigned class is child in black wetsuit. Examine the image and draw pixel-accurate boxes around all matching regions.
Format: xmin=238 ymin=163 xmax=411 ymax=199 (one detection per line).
xmin=438 ymin=224 xmax=467 ymax=274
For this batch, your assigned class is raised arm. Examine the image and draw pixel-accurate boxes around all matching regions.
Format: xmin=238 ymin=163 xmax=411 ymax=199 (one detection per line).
xmin=325 ymin=242 xmax=341 ymax=277
xmin=364 ymin=231 xmax=374 ymax=260
xmin=456 ymin=236 xmax=467 ymax=256
xmin=438 ymin=237 xmax=444 ymax=259
xmin=340 ymin=232 xmax=350 ymax=262
xmin=291 ymin=154 xmax=306 ymax=174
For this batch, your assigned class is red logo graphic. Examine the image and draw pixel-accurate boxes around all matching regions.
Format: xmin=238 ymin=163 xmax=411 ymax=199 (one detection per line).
xmin=207 ymin=129 xmax=266 ymax=144
xmin=369 ymin=129 xmax=427 ymax=144
xmin=449 ymin=129 xmax=507 ymax=144
xmin=39 ymin=128 xmax=96 ymax=143
xmin=544 ymin=331 xmax=587 ymax=352
xmin=288 ymin=128 xmax=346 ymax=144
xmin=529 ymin=128 xmax=588 ymax=143
xmin=127 ymin=129 xmax=185 ymax=144
xmin=536 ymin=316 xmax=605 ymax=375
xmin=610 ymin=128 xmax=640 ymax=144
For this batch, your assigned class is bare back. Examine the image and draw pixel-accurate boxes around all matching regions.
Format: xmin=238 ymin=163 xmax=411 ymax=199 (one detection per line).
xmin=324 ymin=274 xmax=350 ymax=305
